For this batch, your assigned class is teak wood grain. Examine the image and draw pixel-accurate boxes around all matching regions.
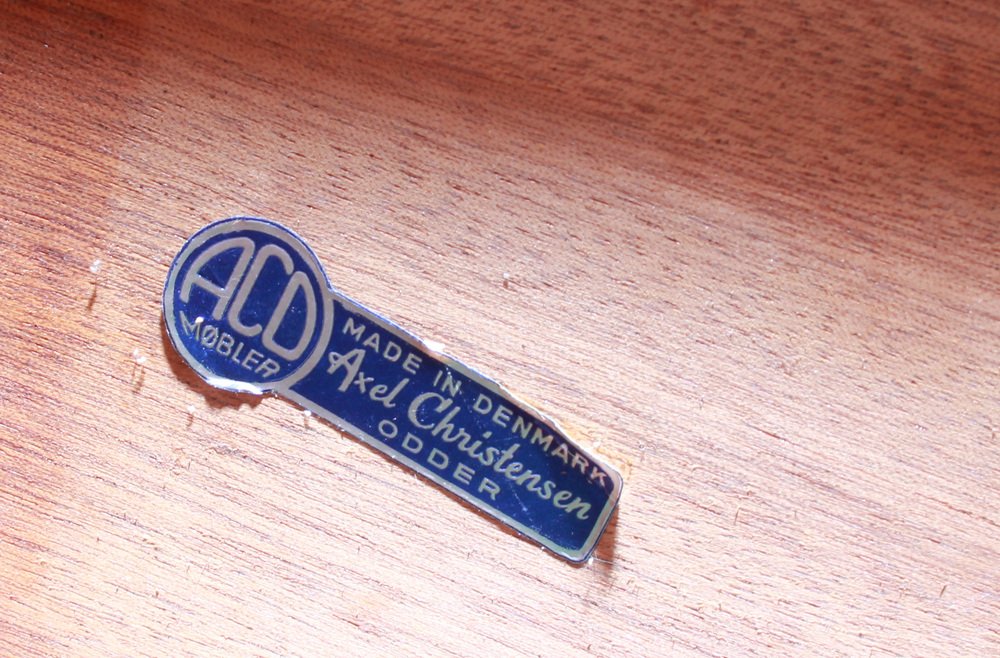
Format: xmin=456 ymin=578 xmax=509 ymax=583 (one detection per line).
xmin=1 ymin=0 xmax=998 ymax=655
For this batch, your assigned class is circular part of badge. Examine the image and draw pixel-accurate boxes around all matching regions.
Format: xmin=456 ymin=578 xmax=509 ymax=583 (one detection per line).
xmin=162 ymin=217 xmax=334 ymax=394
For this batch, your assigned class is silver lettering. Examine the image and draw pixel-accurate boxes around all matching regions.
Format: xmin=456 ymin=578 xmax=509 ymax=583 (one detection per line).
xmin=473 ymin=393 xmax=492 ymax=415
xmin=343 ymin=317 xmax=365 ymax=340
xmin=402 ymin=433 xmax=423 ymax=454
xmin=478 ymin=478 xmax=500 ymax=501
xmin=453 ymin=462 xmax=475 ymax=485
xmin=428 ymin=448 xmax=449 ymax=470
xmin=180 ymin=237 xmax=255 ymax=320
xmin=262 ymin=271 xmax=316 ymax=360
xmin=226 ymin=244 xmax=293 ymax=337
xmin=408 ymin=392 xmax=451 ymax=430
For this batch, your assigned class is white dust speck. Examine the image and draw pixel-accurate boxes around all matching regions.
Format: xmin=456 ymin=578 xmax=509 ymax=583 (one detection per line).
xmin=424 ymin=339 xmax=446 ymax=353
xmin=303 ymin=409 xmax=312 ymax=418
xmin=131 ymin=348 xmax=148 ymax=365
xmin=89 ymin=259 xmax=102 ymax=274
xmin=186 ymin=405 xmax=195 ymax=415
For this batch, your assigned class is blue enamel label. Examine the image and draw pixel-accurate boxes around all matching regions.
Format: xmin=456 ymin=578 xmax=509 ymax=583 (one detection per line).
xmin=163 ymin=217 xmax=622 ymax=562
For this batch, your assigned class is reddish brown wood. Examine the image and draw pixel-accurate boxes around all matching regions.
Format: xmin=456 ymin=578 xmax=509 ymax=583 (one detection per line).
xmin=1 ymin=1 xmax=997 ymax=655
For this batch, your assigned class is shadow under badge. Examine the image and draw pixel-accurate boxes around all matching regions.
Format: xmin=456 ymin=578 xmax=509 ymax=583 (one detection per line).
xmin=162 ymin=217 xmax=622 ymax=562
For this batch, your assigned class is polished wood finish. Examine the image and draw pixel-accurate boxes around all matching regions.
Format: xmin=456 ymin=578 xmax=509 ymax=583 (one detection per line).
xmin=2 ymin=1 xmax=997 ymax=655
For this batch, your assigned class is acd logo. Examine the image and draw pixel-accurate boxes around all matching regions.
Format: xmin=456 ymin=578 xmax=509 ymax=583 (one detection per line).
xmin=180 ymin=237 xmax=316 ymax=361
xmin=164 ymin=218 xmax=334 ymax=393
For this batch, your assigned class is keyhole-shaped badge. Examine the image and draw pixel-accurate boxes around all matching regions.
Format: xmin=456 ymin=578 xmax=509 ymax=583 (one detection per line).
xmin=164 ymin=217 xmax=622 ymax=562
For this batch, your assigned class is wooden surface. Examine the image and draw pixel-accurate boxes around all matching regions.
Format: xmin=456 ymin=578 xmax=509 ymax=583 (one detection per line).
xmin=2 ymin=0 xmax=998 ymax=655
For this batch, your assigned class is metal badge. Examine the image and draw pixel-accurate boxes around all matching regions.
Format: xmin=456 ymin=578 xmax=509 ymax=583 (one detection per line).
xmin=163 ymin=218 xmax=622 ymax=562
